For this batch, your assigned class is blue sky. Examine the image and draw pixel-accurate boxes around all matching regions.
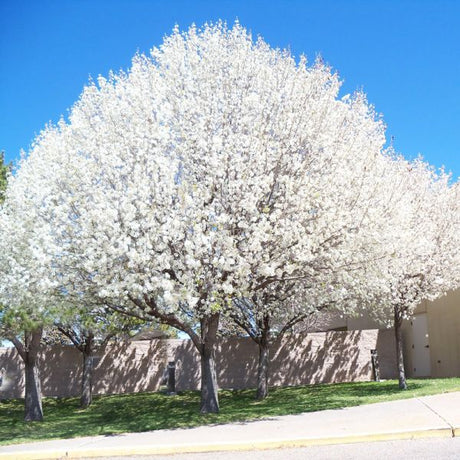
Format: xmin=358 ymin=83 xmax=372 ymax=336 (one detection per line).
xmin=1 ymin=0 xmax=459 ymax=178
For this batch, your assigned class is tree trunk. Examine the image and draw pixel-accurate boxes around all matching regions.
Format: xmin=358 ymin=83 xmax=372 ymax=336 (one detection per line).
xmin=256 ymin=340 xmax=269 ymax=400
xmin=24 ymin=355 xmax=43 ymax=421
xmin=200 ymin=345 xmax=219 ymax=414
xmin=255 ymin=314 xmax=271 ymax=400
xmin=394 ymin=305 xmax=407 ymax=390
xmin=13 ymin=328 xmax=44 ymax=422
xmin=80 ymin=332 xmax=95 ymax=408
xmin=199 ymin=313 xmax=220 ymax=414
xmin=80 ymin=352 xmax=94 ymax=408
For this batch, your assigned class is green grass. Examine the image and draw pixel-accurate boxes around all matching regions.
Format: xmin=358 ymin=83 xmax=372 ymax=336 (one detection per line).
xmin=1 ymin=378 xmax=460 ymax=446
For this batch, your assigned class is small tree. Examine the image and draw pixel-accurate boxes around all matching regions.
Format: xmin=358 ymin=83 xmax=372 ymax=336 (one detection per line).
xmin=392 ymin=164 xmax=459 ymax=389
xmin=55 ymin=306 xmax=139 ymax=408
xmin=0 ymin=205 xmax=56 ymax=421
xmin=229 ymin=268 xmax=390 ymax=400
xmin=366 ymin=160 xmax=460 ymax=389
xmin=224 ymin=147 xmax=408 ymax=400
xmin=0 ymin=153 xmax=56 ymax=421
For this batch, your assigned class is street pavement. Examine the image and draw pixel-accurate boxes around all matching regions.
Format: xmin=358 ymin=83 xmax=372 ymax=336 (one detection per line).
xmin=1 ymin=391 xmax=459 ymax=460
xmin=81 ymin=437 xmax=460 ymax=460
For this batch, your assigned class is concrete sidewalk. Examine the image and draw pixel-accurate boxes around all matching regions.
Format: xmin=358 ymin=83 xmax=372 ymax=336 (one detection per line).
xmin=1 ymin=391 xmax=459 ymax=460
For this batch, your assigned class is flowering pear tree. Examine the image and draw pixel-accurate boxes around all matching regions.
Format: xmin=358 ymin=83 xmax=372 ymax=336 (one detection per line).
xmin=10 ymin=22 xmax=431 ymax=413
xmin=376 ymin=161 xmax=460 ymax=389
xmin=222 ymin=135 xmax=410 ymax=399
xmin=228 ymin=273 xmax=377 ymax=400
xmin=0 ymin=168 xmax=60 ymax=421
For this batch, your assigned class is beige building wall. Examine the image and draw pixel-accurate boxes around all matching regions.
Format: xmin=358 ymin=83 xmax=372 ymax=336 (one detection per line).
xmin=0 ymin=329 xmax=396 ymax=400
xmin=325 ymin=289 xmax=460 ymax=380
xmin=426 ymin=290 xmax=460 ymax=377
xmin=347 ymin=315 xmax=388 ymax=331
xmin=402 ymin=289 xmax=460 ymax=378
xmin=309 ymin=310 xmax=389 ymax=333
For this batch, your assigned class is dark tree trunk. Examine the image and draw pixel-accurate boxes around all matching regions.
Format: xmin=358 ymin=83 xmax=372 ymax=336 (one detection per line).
xmin=12 ymin=328 xmax=44 ymax=422
xmin=200 ymin=345 xmax=219 ymax=413
xmin=80 ymin=331 xmax=95 ymax=408
xmin=199 ymin=313 xmax=220 ymax=414
xmin=255 ymin=314 xmax=271 ymax=400
xmin=24 ymin=354 xmax=43 ymax=421
xmin=80 ymin=352 xmax=94 ymax=408
xmin=256 ymin=340 xmax=269 ymax=400
xmin=394 ymin=305 xmax=407 ymax=390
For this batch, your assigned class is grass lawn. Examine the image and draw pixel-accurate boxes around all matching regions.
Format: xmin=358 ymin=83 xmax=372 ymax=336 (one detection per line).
xmin=1 ymin=378 xmax=460 ymax=445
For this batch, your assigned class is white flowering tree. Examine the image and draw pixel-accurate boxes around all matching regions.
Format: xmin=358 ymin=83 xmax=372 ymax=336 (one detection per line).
xmin=373 ymin=160 xmax=460 ymax=389
xmin=10 ymin=22 xmax=448 ymax=413
xmin=228 ymin=273 xmax=380 ymax=400
xmin=220 ymin=112 xmax=409 ymax=399
xmin=0 ymin=164 xmax=60 ymax=421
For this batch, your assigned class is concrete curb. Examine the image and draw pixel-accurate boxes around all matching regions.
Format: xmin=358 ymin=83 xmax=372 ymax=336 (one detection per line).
xmin=0 ymin=428 xmax=454 ymax=460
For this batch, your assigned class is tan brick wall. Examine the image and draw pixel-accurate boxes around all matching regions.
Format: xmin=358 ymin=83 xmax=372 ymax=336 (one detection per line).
xmin=0 ymin=329 xmax=396 ymax=400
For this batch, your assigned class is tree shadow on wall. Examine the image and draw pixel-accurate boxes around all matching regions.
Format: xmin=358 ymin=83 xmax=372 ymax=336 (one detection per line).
xmin=216 ymin=337 xmax=258 ymax=390
xmin=0 ymin=347 xmax=23 ymax=400
xmin=171 ymin=339 xmax=200 ymax=391
xmin=269 ymin=331 xmax=373 ymax=388
xmin=4 ymin=329 xmax=394 ymax=401
xmin=94 ymin=339 xmax=171 ymax=396
xmin=40 ymin=345 xmax=81 ymax=397
xmin=375 ymin=329 xmax=397 ymax=379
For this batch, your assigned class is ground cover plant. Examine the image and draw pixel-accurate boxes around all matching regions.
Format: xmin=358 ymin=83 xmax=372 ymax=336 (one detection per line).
xmin=1 ymin=378 xmax=459 ymax=446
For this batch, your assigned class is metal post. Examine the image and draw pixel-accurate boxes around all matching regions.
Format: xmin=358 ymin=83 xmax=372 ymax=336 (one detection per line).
xmin=167 ymin=361 xmax=176 ymax=395
xmin=371 ymin=349 xmax=380 ymax=382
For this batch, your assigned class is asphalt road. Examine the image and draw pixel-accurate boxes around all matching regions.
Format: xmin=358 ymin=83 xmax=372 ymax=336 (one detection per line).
xmin=84 ymin=436 xmax=460 ymax=460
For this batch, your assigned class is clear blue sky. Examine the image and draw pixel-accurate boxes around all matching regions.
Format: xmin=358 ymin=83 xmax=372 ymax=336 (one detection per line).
xmin=1 ymin=0 xmax=459 ymax=178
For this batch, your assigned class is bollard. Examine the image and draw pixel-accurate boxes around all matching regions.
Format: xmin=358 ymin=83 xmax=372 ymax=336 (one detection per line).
xmin=167 ymin=361 xmax=176 ymax=395
xmin=371 ymin=349 xmax=380 ymax=382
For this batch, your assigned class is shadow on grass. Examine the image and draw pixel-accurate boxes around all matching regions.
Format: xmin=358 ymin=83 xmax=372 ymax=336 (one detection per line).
xmin=1 ymin=378 xmax=459 ymax=445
